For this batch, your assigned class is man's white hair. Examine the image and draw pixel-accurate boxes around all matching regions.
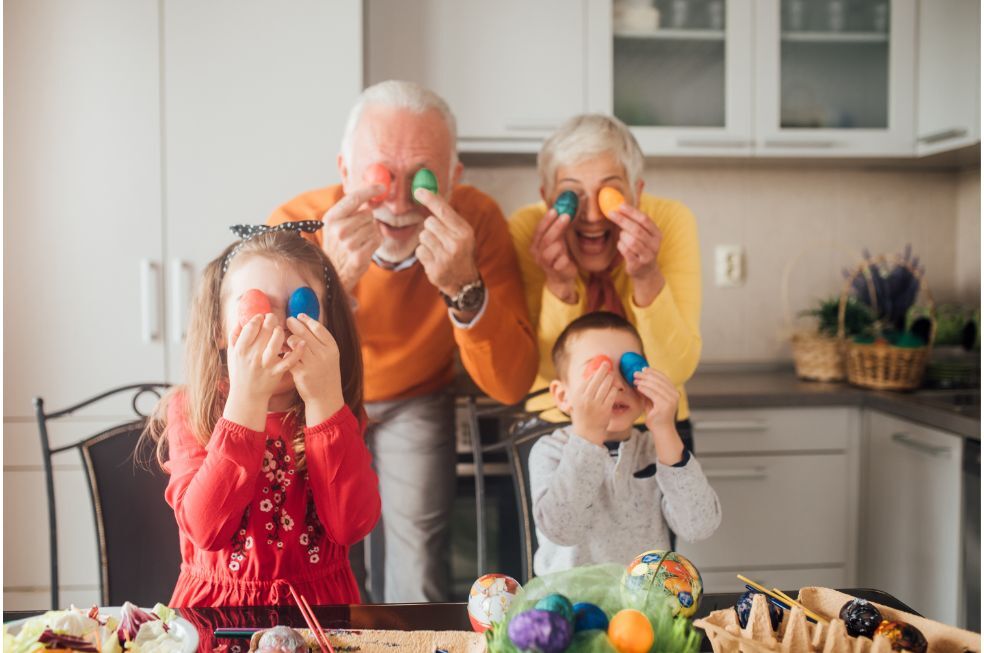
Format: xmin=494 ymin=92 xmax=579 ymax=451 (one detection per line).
xmin=340 ymin=79 xmax=459 ymax=167
xmin=538 ymin=114 xmax=644 ymax=199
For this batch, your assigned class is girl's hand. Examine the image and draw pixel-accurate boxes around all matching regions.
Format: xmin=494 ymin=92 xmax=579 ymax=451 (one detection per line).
xmin=530 ymin=208 xmax=578 ymax=304
xmin=224 ymin=313 xmax=304 ymax=430
xmin=570 ymin=362 xmax=620 ymax=446
xmin=286 ymin=314 xmax=344 ymax=426
xmin=608 ymin=205 xmax=665 ymax=306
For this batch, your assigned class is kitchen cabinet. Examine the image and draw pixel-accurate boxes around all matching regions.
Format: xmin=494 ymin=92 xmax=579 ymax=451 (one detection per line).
xmin=676 ymin=407 xmax=861 ymax=593
xmin=859 ymin=411 xmax=963 ymax=626
xmin=915 ymin=0 xmax=981 ymax=157
xmin=366 ymin=0 xmax=608 ymax=153
xmin=754 ymin=0 xmax=917 ymax=156
xmin=3 ymin=0 xmax=362 ymax=609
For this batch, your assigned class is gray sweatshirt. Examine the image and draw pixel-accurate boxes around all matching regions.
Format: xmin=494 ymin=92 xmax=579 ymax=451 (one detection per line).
xmin=529 ymin=426 xmax=722 ymax=576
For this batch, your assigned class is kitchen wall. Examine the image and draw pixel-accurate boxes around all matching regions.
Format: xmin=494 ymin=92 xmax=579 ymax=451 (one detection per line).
xmin=462 ymin=161 xmax=973 ymax=363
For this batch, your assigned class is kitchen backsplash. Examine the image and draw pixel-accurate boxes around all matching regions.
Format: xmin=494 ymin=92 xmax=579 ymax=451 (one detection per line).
xmin=461 ymin=161 xmax=980 ymax=364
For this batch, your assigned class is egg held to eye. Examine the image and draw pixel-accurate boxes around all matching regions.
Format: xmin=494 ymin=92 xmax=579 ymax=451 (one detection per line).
xmin=598 ymin=186 xmax=626 ymax=219
xmin=583 ymin=354 xmax=614 ymax=380
xmin=238 ymin=289 xmax=272 ymax=327
xmin=411 ymin=168 xmax=439 ymax=203
xmin=553 ymin=190 xmax=579 ymax=218
xmin=363 ymin=163 xmax=392 ymax=203
xmin=619 ymin=352 xmax=649 ymax=386
xmin=288 ymin=287 xmax=320 ymax=321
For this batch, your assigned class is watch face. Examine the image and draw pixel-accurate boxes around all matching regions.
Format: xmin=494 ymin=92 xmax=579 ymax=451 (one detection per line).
xmin=459 ymin=284 xmax=485 ymax=312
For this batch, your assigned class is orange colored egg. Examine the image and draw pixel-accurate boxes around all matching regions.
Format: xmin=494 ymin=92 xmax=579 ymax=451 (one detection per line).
xmin=363 ymin=163 xmax=392 ymax=203
xmin=608 ymin=609 xmax=654 ymax=653
xmin=238 ymin=289 xmax=272 ymax=327
xmin=583 ymin=354 xmax=614 ymax=381
xmin=598 ymin=187 xmax=625 ymax=219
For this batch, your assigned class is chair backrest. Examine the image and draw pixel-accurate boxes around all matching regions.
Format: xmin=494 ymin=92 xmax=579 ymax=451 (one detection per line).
xmin=35 ymin=383 xmax=177 ymax=609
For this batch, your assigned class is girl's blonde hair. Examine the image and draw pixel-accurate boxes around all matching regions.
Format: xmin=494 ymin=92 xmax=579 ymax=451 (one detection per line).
xmin=142 ymin=230 xmax=364 ymax=471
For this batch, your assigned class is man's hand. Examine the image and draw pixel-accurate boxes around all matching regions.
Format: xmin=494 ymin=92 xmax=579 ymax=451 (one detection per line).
xmin=412 ymin=187 xmax=480 ymax=298
xmin=321 ymin=185 xmax=385 ymax=293
xmin=530 ymin=208 xmax=578 ymax=304
xmin=570 ymin=362 xmax=619 ymax=446
xmin=608 ymin=205 xmax=665 ymax=307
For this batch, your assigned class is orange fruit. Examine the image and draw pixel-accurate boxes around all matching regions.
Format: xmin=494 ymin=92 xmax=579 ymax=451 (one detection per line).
xmin=598 ymin=187 xmax=625 ymax=219
xmin=608 ymin=609 xmax=654 ymax=653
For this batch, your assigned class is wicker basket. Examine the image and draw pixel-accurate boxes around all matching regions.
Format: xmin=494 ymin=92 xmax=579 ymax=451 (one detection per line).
xmin=840 ymin=259 xmax=936 ymax=391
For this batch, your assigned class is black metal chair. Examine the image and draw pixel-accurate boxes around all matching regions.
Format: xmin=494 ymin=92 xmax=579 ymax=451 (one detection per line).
xmin=34 ymin=383 xmax=179 ymax=609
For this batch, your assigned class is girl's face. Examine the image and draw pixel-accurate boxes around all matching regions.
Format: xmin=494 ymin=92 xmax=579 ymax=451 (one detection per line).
xmin=220 ymin=255 xmax=325 ymax=397
xmin=545 ymin=151 xmax=643 ymax=273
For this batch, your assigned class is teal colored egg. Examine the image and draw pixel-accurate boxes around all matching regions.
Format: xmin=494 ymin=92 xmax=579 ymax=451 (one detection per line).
xmin=535 ymin=593 xmax=574 ymax=624
xmin=572 ymin=602 xmax=608 ymax=632
xmin=288 ymin=286 xmax=320 ymax=321
xmin=553 ymin=190 xmax=579 ymax=218
xmin=411 ymin=168 xmax=439 ymax=202
xmin=619 ymin=352 xmax=649 ymax=386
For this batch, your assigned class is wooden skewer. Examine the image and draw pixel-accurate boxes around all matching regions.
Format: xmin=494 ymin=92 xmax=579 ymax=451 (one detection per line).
xmin=771 ymin=588 xmax=829 ymax=625
xmin=737 ymin=574 xmax=830 ymax=625
xmin=286 ymin=582 xmax=335 ymax=653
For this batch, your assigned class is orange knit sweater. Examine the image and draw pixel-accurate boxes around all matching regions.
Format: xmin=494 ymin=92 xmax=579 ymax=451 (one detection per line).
xmin=269 ymin=184 xmax=537 ymax=405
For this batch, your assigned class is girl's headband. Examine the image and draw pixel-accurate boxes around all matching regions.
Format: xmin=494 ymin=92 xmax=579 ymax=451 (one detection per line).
xmin=222 ymin=221 xmax=332 ymax=293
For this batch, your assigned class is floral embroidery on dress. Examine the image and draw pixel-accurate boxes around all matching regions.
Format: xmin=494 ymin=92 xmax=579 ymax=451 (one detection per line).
xmin=228 ymin=508 xmax=250 ymax=571
xmin=260 ymin=434 xmax=295 ymax=548
xmin=302 ymin=482 xmax=326 ymax=564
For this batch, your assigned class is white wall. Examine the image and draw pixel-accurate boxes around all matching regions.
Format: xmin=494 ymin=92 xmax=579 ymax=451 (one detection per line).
xmin=955 ymin=167 xmax=982 ymax=302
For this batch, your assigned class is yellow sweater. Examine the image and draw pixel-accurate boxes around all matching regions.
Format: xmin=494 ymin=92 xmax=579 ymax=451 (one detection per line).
xmin=508 ymin=193 xmax=702 ymax=420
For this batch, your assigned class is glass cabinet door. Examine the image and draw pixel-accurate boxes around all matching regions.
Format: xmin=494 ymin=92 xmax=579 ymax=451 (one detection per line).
xmin=608 ymin=0 xmax=753 ymax=155
xmin=755 ymin=0 xmax=915 ymax=155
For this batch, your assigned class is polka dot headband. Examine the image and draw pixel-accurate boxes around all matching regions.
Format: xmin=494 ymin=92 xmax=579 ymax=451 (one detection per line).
xmin=223 ymin=221 xmax=332 ymax=290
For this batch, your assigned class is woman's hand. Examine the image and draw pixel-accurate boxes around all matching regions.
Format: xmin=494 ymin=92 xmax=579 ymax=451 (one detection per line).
xmin=530 ymin=208 xmax=579 ymax=304
xmin=224 ymin=314 xmax=304 ymax=430
xmin=286 ymin=314 xmax=345 ymax=426
xmin=570 ymin=362 xmax=619 ymax=445
xmin=609 ymin=205 xmax=665 ymax=306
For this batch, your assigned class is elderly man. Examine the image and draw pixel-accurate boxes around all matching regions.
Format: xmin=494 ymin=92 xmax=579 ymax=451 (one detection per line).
xmin=268 ymin=80 xmax=537 ymax=602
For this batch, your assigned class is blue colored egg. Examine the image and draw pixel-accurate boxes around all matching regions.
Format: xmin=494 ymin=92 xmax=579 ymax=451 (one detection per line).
xmin=535 ymin=594 xmax=574 ymax=624
xmin=288 ymin=286 xmax=320 ymax=321
xmin=572 ymin=602 xmax=608 ymax=632
xmin=619 ymin=352 xmax=649 ymax=386
xmin=553 ymin=190 xmax=579 ymax=218
xmin=508 ymin=610 xmax=572 ymax=653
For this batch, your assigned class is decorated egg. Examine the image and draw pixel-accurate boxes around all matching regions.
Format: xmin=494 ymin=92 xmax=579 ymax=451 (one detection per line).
xmin=583 ymin=354 xmax=614 ymax=381
xmin=572 ymin=602 xmax=608 ymax=632
xmin=411 ymin=168 xmax=439 ymax=202
xmin=288 ymin=287 xmax=320 ymax=321
xmin=873 ymin=620 xmax=928 ymax=653
xmin=553 ymin=190 xmax=579 ymax=218
xmin=535 ymin=594 xmax=574 ymax=625
xmin=363 ymin=163 xmax=392 ymax=203
xmin=467 ymin=573 xmax=521 ymax=633
xmin=508 ymin=609 xmax=572 ymax=653
xmin=839 ymin=598 xmax=883 ymax=638
xmin=238 ymin=289 xmax=272 ymax=327
xmin=621 ymin=549 xmax=703 ymax=617
xmin=619 ymin=352 xmax=649 ymax=386
xmin=598 ymin=187 xmax=625 ymax=219
xmin=607 ymin=609 xmax=653 ymax=653
xmin=735 ymin=591 xmax=782 ymax=630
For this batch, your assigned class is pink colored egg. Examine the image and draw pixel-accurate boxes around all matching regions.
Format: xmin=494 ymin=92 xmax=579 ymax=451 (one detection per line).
xmin=238 ymin=289 xmax=272 ymax=327
xmin=363 ymin=163 xmax=392 ymax=203
xmin=583 ymin=354 xmax=614 ymax=381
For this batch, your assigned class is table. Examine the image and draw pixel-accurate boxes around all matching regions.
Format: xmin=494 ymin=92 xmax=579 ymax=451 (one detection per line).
xmin=3 ymin=589 xmax=919 ymax=652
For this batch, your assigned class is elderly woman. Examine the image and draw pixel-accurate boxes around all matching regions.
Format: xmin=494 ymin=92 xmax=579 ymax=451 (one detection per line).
xmin=509 ymin=114 xmax=701 ymax=451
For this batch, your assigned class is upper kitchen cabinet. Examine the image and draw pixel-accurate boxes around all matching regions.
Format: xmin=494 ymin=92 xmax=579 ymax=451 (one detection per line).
xmin=365 ymin=0 xmax=607 ymax=152
xmin=915 ymin=0 xmax=981 ymax=157
xmin=600 ymin=0 xmax=755 ymax=156
xmin=754 ymin=0 xmax=916 ymax=156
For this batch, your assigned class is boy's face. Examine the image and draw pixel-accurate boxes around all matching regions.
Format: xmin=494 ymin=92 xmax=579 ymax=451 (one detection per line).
xmin=552 ymin=328 xmax=646 ymax=434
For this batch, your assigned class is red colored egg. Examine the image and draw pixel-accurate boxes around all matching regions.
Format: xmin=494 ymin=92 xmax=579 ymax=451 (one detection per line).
xmin=238 ymin=289 xmax=272 ymax=327
xmin=363 ymin=163 xmax=392 ymax=203
xmin=583 ymin=354 xmax=614 ymax=380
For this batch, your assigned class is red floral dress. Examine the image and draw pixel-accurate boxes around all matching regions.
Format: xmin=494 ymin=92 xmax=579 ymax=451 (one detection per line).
xmin=164 ymin=393 xmax=380 ymax=606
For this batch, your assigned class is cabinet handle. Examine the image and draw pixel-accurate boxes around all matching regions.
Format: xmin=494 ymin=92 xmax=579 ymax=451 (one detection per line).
xmin=170 ymin=259 xmax=194 ymax=343
xmin=763 ymin=139 xmax=838 ymax=148
xmin=140 ymin=259 xmax=162 ymax=343
xmin=677 ymin=138 xmax=753 ymax=148
xmin=917 ymin=128 xmax=968 ymax=145
xmin=693 ymin=419 xmax=769 ymax=432
xmin=890 ymin=432 xmax=952 ymax=458
xmin=705 ymin=467 xmax=768 ymax=481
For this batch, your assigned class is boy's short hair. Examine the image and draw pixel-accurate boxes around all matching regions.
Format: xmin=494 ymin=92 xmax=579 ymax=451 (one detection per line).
xmin=551 ymin=311 xmax=644 ymax=380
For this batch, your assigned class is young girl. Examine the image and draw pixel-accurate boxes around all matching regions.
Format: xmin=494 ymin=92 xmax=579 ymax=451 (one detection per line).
xmin=144 ymin=224 xmax=381 ymax=606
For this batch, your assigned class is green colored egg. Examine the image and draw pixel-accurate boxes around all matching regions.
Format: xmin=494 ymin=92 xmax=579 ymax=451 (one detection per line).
xmin=411 ymin=168 xmax=439 ymax=202
xmin=553 ymin=190 xmax=579 ymax=218
xmin=535 ymin=593 xmax=575 ymax=624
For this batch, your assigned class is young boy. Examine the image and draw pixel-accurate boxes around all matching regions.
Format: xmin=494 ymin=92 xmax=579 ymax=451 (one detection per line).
xmin=529 ymin=312 xmax=721 ymax=575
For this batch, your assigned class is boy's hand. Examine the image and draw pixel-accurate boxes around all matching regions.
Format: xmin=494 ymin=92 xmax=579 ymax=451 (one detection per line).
xmin=634 ymin=368 xmax=680 ymax=434
xmin=571 ymin=362 xmax=620 ymax=446
xmin=285 ymin=314 xmax=345 ymax=426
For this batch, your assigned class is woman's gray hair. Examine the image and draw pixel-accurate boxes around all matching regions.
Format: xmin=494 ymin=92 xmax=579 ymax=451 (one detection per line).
xmin=340 ymin=80 xmax=459 ymax=168
xmin=538 ymin=114 xmax=644 ymax=199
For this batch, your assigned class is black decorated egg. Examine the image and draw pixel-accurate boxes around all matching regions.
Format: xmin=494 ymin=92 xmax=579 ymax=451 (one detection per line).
xmin=839 ymin=598 xmax=883 ymax=638
xmin=735 ymin=590 xmax=782 ymax=630
xmin=874 ymin=620 xmax=928 ymax=653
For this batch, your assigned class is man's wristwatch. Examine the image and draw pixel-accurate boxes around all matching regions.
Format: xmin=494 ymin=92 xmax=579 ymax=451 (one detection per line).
xmin=442 ymin=277 xmax=486 ymax=313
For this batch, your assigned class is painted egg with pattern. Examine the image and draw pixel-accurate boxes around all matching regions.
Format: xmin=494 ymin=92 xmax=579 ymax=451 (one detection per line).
xmin=873 ymin=621 xmax=927 ymax=653
xmin=621 ymin=549 xmax=703 ymax=617
xmin=238 ymin=289 xmax=272 ymax=328
xmin=467 ymin=573 xmax=521 ymax=633
xmin=553 ymin=190 xmax=579 ymax=218
xmin=288 ymin=287 xmax=320 ymax=321
xmin=839 ymin=598 xmax=883 ymax=638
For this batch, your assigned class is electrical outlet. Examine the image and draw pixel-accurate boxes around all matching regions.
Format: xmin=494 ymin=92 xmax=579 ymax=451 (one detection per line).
xmin=715 ymin=245 xmax=745 ymax=287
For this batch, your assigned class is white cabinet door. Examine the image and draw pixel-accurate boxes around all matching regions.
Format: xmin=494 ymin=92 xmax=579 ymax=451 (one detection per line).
xmin=162 ymin=0 xmax=363 ymax=381
xmin=915 ymin=0 xmax=981 ymax=156
xmin=365 ymin=0 xmax=594 ymax=152
xmin=860 ymin=411 xmax=963 ymax=625
xmin=754 ymin=0 xmax=916 ymax=156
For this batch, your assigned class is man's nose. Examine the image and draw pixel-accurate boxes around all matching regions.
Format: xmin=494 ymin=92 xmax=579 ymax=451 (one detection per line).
xmin=388 ymin=173 xmax=415 ymax=215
